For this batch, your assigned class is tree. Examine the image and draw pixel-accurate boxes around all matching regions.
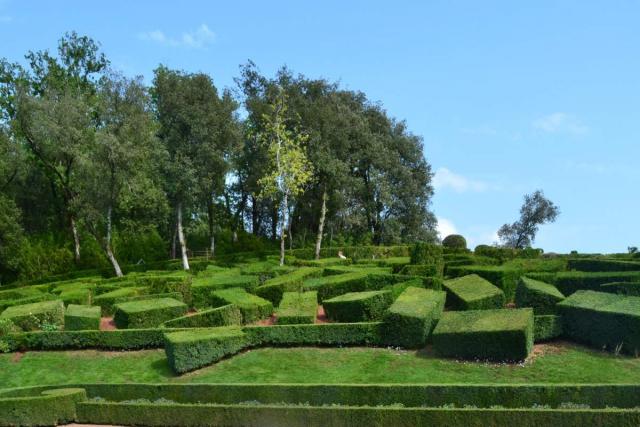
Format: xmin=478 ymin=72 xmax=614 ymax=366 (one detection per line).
xmin=74 ymin=72 xmax=167 ymax=277
xmin=498 ymin=190 xmax=559 ymax=249
xmin=256 ymin=90 xmax=313 ymax=265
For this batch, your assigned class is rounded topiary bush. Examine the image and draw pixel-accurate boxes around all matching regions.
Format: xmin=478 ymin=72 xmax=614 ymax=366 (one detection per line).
xmin=442 ymin=234 xmax=467 ymax=250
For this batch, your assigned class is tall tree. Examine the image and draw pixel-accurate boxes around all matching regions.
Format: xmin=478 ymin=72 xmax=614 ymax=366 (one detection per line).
xmin=498 ymin=190 xmax=560 ymax=249
xmin=256 ymin=90 xmax=313 ymax=265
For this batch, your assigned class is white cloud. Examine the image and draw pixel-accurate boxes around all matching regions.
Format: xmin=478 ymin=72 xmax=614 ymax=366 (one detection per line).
xmin=433 ymin=167 xmax=488 ymax=193
xmin=436 ymin=217 xmax=457 ymax=240
xmin=533 ymin=112 xmax=589 ymax=135
xmin=139 ymin=24 xmax=215 ymax=49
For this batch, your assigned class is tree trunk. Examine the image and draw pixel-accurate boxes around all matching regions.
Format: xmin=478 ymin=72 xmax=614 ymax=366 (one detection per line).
xmin=176 ymin=202 xmax=190 ymax=270
xmin=70 ymin=216 xmax=81 ymax=263
xmin=171 ymin=222 xmax=177 ymax=259
xmin=104 ymin=206 xmax=123 ymax=277
xmin=251 ymin=195 xmax=260 ymax=235
xmin=271 ymin=201 xmax=279 ymax=241
xmin=207 ymin=200 xmax=215 ymax=257
xmin=288 ymin=205 xmax=293 ymax=250
xmin=314 ymin=189 xmax=328 ymax=260
xmin=280 ymin=193 xmax=288 ymax=266
xmin=232 ymin=230 xmax=238 ymax=243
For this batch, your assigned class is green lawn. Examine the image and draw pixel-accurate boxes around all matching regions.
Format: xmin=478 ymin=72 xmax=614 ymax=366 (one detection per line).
xmin=1 ymin=342 xmax=639 ymax=389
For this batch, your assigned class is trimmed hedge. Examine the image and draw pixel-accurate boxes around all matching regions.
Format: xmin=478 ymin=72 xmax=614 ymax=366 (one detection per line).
xmin=527 ymin=271 xmax=640 ymax=296
xmin=515 ymin=277 xmax=565 ymax=314
xmin=308 ymin=272 xmax=369 ymax=301
xmin=164 ymin=327 xmax=248 ymax=373
xmin=93 ymin=287 xmax=146 ymax=315
xmin=558 ymin=290 xmax=640 ymax=354
xmin=382 ymin=286 xmax=446 ymax=348
xmin=64 ymin=304 xmax=101 ymax=331
xmin=115 ymin=292 xmax=184 ymax=305
xmin=161 ymin=305 xmax=242 ymax=329
xmin=447 ymin=265 xmax=521 ymax=302
xmin=276 ymin=291 xmax=317 ymax=324
xmin=288 ymin=245 xmax=410 ymax=261
xmin=433 ymin=308 xmax=534 ymax=361
xmin=210 ymin=288 xmax=273 ymax=323
xmin=0 ymin=299 xmax=65 ymax=331
xmin=534 ymin=315 xmax=563 ymax=342
xmin=244 ymin=322 xmax=384 ymax=347
xmin=567 ymin=258 xmax=640 ymax=272
xmin=59 ymin=288 xmax=92 ymax=306
xmin=0 ymin=293 xmax=55 ymax=313
xmin=600 ymin=282 xmax=640 ymax=296
xmin=323 ymin=291 xmax=393 ymax=322
xmin=113 ymin=298 xmax=187 ymax=329
xmin=192 ymin=274 xmax=260 ymax=308
xmin=255 ymin=267 xmax=323 ymax=306
xmin=0 ymin=387 xmax=87 ymax=427
xmin=443 ymin=274 xmax=505 ymax=310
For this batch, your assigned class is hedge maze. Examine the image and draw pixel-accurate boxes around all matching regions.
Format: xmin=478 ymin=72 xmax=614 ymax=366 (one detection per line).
xmin=2 ymin=245 xmax=640 ymax=425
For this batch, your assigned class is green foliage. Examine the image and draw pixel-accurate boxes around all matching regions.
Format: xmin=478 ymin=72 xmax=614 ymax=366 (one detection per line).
xmin=442 ymin=234 xmax=467 ymax=250
xmin=64 ymin=304 xmax=101 ymax=331
xmin=558 ymin=290 xmax=640 ymax=354
xmin=410 ymin=242 xmax=443 ymax=265
xmin=515 ymin=277 xmax=565 ymax=314
xmin=255 ymin=267 xmax=323 ymax=305
xmin=382 ymin=287 xmax=446 ymax=348
xmin=210 ymin=288 xmax=273 ymax=323
xmin=0 ymin=387 xmax=87 ymax=427
xmin=446 ymin=265 xmax=522 ymax=302
xmin=567 ymin=258 xmax=640 ymax=272
xmin=323 ymin=291 xmax=393 ymax=322
xmin=92 ymin=287 xmax=145 ymax=315
xmin=443 ymin=274 xmax=505 ymax=310
xmin=529 ymin=271 xmax=640 ymax=296
xmin=113 ymin=298 xmax=187 ymax=329
xmin=192 ymin=273 xmax=260 ymax=308
xmin=162 ymin=305 xmax=242 ymax=329
xmin=164 ymin=327 xmax=248 ymax=373
xmin=276 ymin=291 xmax=317 ymax=324
xmin=0 ymin=299 xmax=64 ymax=331
xmin=59 ymin=288 xmax=92 ymax=306
xmin=600 ymin=281 xmax=640 ymax=296
xmin=433 ymin=308 xmax=534 ymax=361
xmin=534 ymin=315 xmax=564 ymax=342
xmin=244 ymin=322 xmax=384 ymax=347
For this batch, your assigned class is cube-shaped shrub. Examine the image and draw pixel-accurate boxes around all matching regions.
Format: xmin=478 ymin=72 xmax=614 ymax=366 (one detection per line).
xmin=600 ymin=281 xmax=640 ymax=296
xmin=162 ymin=304 xmax=242 ymax=328
xmin=164 ymin=327 xmax=248 ymax=373
xmin=276 ymin=291 xmax=318 ymax=324
xmin=446 ymin=265 xmax=521 ymax=301
xmin=191 ymin=274 xmax=260 ymax=308
xmin=0 ymin=299 xmax=65 ymax=331
xmin=113 ymin=298 xmax=187 ymax=329
xmin=443 ymin=274 xmax=505 ymax=310
xmin=210 ymin=288 xmax=273 ymax=324
xmin=136 ymin=273 xmax=193 ymax=306
xmin=382 ymin=286 xmax=446 ymax=348
xmin=255 ymin=267 xmax=323 ymax=306
xmin=557 ymin=290 xmax=640 ymax=354
xmin=534 ymin=314 xmax=563 ymax=342
xmin=515 ymin=277 xmax=565 ymax=314
xmin=432 ymin=308 xmax=534 ymax=361
xmin=64 ymin=304 xmax=101 ymax=331
xmin=309 ymin=271 xmax=370 ymax=301
xmin=535 ymin=271 xmax=640 ymax=296
xmin=59 ymin=288 xmax=92 ymax=306
xmin=323 ymin=290 xmax=393 ymax=322
xmin=93 ymin=287 xmax=146 ymax=315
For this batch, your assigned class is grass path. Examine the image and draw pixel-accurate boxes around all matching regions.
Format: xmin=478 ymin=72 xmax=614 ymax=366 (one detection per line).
xmin=1 ymin=342 xmax=639 ymax=389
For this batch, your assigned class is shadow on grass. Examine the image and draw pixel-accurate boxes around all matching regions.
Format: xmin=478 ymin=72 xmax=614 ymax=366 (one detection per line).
xmin=149 ymin=357 xmax=178 ymax=379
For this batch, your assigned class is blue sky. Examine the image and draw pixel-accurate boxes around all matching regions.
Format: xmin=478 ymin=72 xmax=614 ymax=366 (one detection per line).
xmin=1 ymin=0 xmax=638 ymax=253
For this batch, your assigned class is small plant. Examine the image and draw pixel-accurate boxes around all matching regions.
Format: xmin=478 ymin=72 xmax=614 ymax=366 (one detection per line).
xmin=614 ymin=342 xmax=624 ymax=357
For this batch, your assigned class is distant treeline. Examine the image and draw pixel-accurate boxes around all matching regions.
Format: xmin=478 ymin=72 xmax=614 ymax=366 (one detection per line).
xmin=0 ymin=32 xmax=437 ymax=283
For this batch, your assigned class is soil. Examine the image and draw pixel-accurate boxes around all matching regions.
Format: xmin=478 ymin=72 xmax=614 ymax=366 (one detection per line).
xmin=100 ymin=317 xmax=117 ymax=331
xmin=256 ymin=314 xmax=277 ymax=326
xmin=11 ymin=351 xmax=25 ymax=362
xmin=316 ymin=305 xmax=329 ymax=323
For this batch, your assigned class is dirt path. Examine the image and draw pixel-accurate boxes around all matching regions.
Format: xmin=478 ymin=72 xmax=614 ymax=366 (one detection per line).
xmin=100 ymin=317 xmax=116 ymax=331
xmin=316 ymin=305 xmax=329 ymax=323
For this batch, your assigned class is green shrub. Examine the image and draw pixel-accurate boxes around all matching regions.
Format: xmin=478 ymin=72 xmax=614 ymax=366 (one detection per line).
xmin=515 ymin=277 xmax=565 ymax=314
xmin=529 ymin=271 xmax=640 ymax=296
xmin=162 ymin=305 xmax=242 ymax=328
xmin=558 ymin=290 xmax=640 ymax=354
xmin=382 ymin=287 xmax=446 ymax=348
xmin=397 ymin=264 xmax=440 ymax=277
xmin=140 ymin=274 xmax=193 ymax=306
xmin=534 ymin=315 xmax=563 ymax=342
xmin=255 ymin=267 xmax=323 ymax=306
xmin=113 ymin=298 xmax=187 ymax=329
xmin=210 ymin=288 xmax=273 ymax=323
xmin=244 ymin=322 xmax=384 ymax=347
xmin=164 ymin=327 xmax=248 ymax=373
xmin=432 ymin=308 xmax=534 ymax=361
xmin=323 ymin=291 xmax=393 ymax=322
xmin=276 ymin=291 xmax=317 ymax=324
xmin=567 ymin=258 xmax=640 ymax=272
xmin=64 ymin=304 xmax=101 ymax=331
xmin=115 ymin=292 xmax=184 ymax=305
xmin=0 ymin=293 xmax=55 ymax=313
xmin=443 ymin=274 xmax=505 ymax=310
xmin=0 ymin=299 xmax=65 ymax=331
xmin=59 ymin=288 xmax=92 ymax=306
xmin=191 ymin=274 xmax=260 ymax=308
xmin=93 ymin=287 xmax=146 ymax=315
xmin=600 ymin=282 xmax=640 ymax=296
xmin=446 ymin=265 xmax=521 ymax=302
xmin=410 ymin=242 xmax=443 ymax=265
xmin=442 ymin=234 xmax=467 ymax=250
xmin=309 ymin=271 xmax=369 ymax=301
xmin=289 ymin=245 xmax=410 ymax=261
xmin=0 ymin=387 xmax=87 ymax=427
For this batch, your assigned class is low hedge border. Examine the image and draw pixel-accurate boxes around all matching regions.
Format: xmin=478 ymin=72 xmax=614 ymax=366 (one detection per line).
xmin=161 ymin=304 xmax=242 ymax=329
xmin=113 ymin=298 xmax=188 ymax=329
xmin=323 ymin=291 xmax=393 ymax=322
xmin=210 ymin=288 xmax=273 ymax=324
xmin=64 ymin=304 xmax=101 ymax=331
xmin=0 ymin=387 xmax=87 ymax=427
xmin=447 ymin=265 xmax=521 ymax=302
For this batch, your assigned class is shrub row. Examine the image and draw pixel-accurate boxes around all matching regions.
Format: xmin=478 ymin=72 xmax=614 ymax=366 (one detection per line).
xmin=534 ymin=315 xmax=564 ymax=342
xmin=210 ymin=288 xmax=273 ymax=323
xmin=276 ymin=291 xmax=317 ymax=324
xmin=161 ymin=304 xmax=242 ymax=329
xmin=515 ymin=277 xmax=565 ymax=314
xmin=64 ymin=304 xmax=101 ymax=331
xmin=443 ymin=274 xmax=505 ymax=310
xmin=446 ymin=265 xmax=521 ymax=302
xmin=558 ymin=290 xmax=640 ymax=354
xmin=323 ymin=291 xmax=393 ymax=322
xmin=244 ymin=322 xmax=384 ymax=347
xmin=0 ymin=388 xmax=87 ymax=427
xmin=0 ymin=299 xmax=65 ymax=331
xmin=254 ymin=267 xmax=323 ymax=305
xmin=527 ymin=271 xmax=640 ymax=296
xmin=600 ymin=282 xmax=640 ymax=296
xmin=288 ymin=245 xmax=410 ymax=261
xmin=191 ymin=274 xmax=260 ymax=308
xmin=382 ymin=287 xmax=446 ymax=348
xmin=433 ymin=308 xmax=534 ymax=361
xmin=113 ymin=298 xmax=188 ymax=329
xmin=567 ymin=258 xmax=640 ymax=272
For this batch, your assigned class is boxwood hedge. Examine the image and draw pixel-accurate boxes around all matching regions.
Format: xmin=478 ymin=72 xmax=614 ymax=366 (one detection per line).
xmin=276 ymin=291 xmax=317 ymax=324
xmin=161 ymin=304 xmax=242 ymax=329
xmin=534 ymin=315 xmax=563 ymax=342
xmin=254 ymin=267 xmax=323 ymax=305
xmin=446 ymin=265 xmax=521 ymax=302
xmin=323 ymin=291 xmax=393 ymax=322
xmin=113 ymin=298 xmax=187 ymax=329
xmin=515 ymin=277 xmax=565 ymax=314
xmin=600 ymin=281 xmax=640 ymax=296
xmin=210 ymin=288 xmax=273 ymax=323
xmin=443 ymin=274 xmax=505 ymax=310
xmin=0 ymin=299 xmax=65 ymax=331
xmin=64 ymin=304 xmax=101 ymax=331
